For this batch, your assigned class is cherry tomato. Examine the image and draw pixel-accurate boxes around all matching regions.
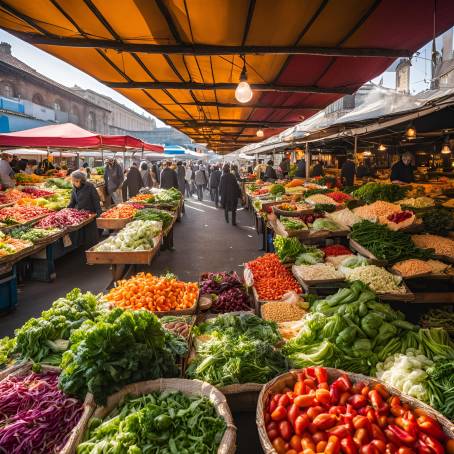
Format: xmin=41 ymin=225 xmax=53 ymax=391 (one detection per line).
xmin=270 ymin=400 xmax=278 ymax=414
xmin=294 ymin=414 xmax=310 ymax=436
xmin=279 ymin=420 xmax=293 ymax=441
xmin=307 ymin=406 xmax=324 ymax=420
xmin=317 ymin=441 xmax=328 ymax=452
xmin=271 ymin=405 xmax=288 ymax=421
xmin=294 ymin=381 xmax=305 ymax=396
xmin=273 ymin=436 xmax=287 ymax=454
xmin=279 ymin=394 xmax=291 ymax=407
xmin=267 ymin=429 xmax=279 ymax=441
xmin=325 ymin=435 xmax=341 ymax=454
xmin=312 ymin=413 xmax=337 ymax=430
xmin=340 ymin=392 xmax=352 ymax=405
xmin=295 ymin=394 xmax=316 ymax=408
xmin=312 ymin=432 xmax=328 ymax=444
xmin=315 ymin=388 xmax=331 ymax=405
xmin=288 ymin=404 xmax=302 ymax=427
xmin=290 ymin=434 xmax=302 ymax=451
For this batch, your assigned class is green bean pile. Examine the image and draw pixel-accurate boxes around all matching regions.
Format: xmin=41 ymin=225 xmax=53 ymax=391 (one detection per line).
xmin=350 ymin=220 xmax=434 ymax=264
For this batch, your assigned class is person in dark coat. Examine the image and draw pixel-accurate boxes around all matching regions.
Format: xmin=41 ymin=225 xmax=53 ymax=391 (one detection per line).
xmin=140 ymin=162 xmax=153 ymax=187
xmin=341 ymin=155 xmax=356 ymax=187
xmin=356 ymin=161 xmax=369 ymax=179
xmin=68 ymin=170 xmax=102 ymax=246
xmin=390 ymin=152 xmax=414 ymax=184
xmin=311 ymin=160 xmax=325 ymax=177
xmin=219 ymin=164 xmax=242 ymax=225
xmin=280 ymin=155 xmax=290 ymax=177
xmin=126 ymin=162 xmax=143 ymax=197
xmin=209 ymin=165 xmax=222 ymax=207
xmin=176 ymin=161 xmax=186 ymax=195
xmin=264 ymin=160 xmax=277 ymax=181
xmin=295 ymin=158 xmax=306 ymax=178
xmin=104 ymin=158 xmax=124 ymax=207
xmin=160 ymin=161 xmax=179 ymax=190
xmin=231 ymin=164 xmax=241 ymax=181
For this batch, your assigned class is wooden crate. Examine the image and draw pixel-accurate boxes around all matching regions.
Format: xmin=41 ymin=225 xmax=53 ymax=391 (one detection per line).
xmin=96 ymin=216 xmax=133 ymax=230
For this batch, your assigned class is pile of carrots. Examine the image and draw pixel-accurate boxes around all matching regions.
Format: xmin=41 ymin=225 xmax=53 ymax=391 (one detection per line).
xmin=246 ymin=253 xmax=302 ymax=300
xmin=129 ymin=193 xmax=155 ymax=203
xmin=106 ymin=272 xmax=199 ymax=312
xmin=100 ymin=204 xmax=138 ymax=219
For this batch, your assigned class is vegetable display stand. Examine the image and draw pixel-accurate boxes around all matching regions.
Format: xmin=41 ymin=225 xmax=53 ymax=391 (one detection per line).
xmin=96 ymin=216 xmax=133 ymax=230
xmin=0 ymin=265 xmax=17 ymax=313
xmin=65 ymin=378 xmax=237 ymax=454
xmin=65 ymin=214 xmax=97 ymax=233
xmin=273 ymin=205 xmax=314 ymax=217
xmin=256 ymin=368 xmax=454 ymax=454
xmin=272 ymin=218 xmax=309 ymax=239
xmin=349 ymin=238 xmax=387 ymax=265
xmin=292 ymin=264 xmax=345 ymax=294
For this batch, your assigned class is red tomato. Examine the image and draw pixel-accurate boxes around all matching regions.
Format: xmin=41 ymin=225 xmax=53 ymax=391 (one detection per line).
xmin=294 ymin=414 xmax=310 ymax=436
xmin=352 ymin=381 xmax=367 ymax=394
xmin=312 ymin=413 xmax=337 ymax=430
xmin=340 ymin=436 xmax=357 ymax=454
xmin=304 ymin=378 xmax=317 ymax=391
xmin=307 ymin=406 xmax=324 ymax=420
xmin=340 ymin=392 xmax=352 ymax=405
xmin=318 ymin=382 xmax=330 ymax=390
xmin=446 ymin=440 xmax=454 ymax=454
xmin=273 ymin=437 xmax=287 ymax=454
xmin=361 ymin=386 xmax=370 ymax=397
xmin=286 ymin=450 xmax=298 ymax=454
xmin=348 ymin=394 xmax=367 ymax=409
xmin=288 ymin=404 xmax=302 ymax=427
xmin=271 ymin=405 xmax=288 ymax=421
xmin=279 ymin=420 xmax=293 ymax=441
xmin=371 ymin=440 xmax=386 ymax=453
xmin=354 ymin=428 xmax=369 ymax=447
xmin=312 ymin=432 xmax=328 ymax=444
xmin=325 ymin=435 xmax=341 ymax=454
xmin=295 ymin=394 xmax=316 ymax=408
xmin=279 ymin=394 xmax=291 ymax=407
xmin=397 ymin=448 xmax=414 ymax=454
xmin=290 ymin=435 xmax=302 ymax=451
xmin=267 ymin=429 xmax=279 ymax=441
xmin=294 ymin=381 xmax=305 ymax=396
xmin=302 ymin=450 xmax=316 ymax=454
xmin=266 ymin=421 xmax=278 ymax=432
xmin=317 ymin=441 xmax=328 ymax=452
xmin=302 ymin=437 xmax=316 ymax=451
xmin=374 ymin=384 xmax=390 ymax=400
xmin=270 ymin=400 xmax=278 ymax=414
xmin=361 ymin=444 xmax=380 ymax=454
xmin=315 ymin=388 xmax=331 ymax=405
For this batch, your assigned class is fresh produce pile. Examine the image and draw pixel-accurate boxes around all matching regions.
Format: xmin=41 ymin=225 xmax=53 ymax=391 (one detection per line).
xmin=95 ymin=219 xmax=161 ymax=251
xmin=105 ymin=272 xmax=198 ymax=312
xmin=246 ymin=253 xmax=302 ymax=300
xmin=306 ymin=194 xmax=338 ymax=206
xmin=0 ymin=205 xmax=52 ymax=223
xmin=10 ymin=225 xmax=60 ymax=243
xmin=399 ymin=196 xmax=435 ymax=209
xmin=271 ymin=183 xmax=286 ymax=196
xmin=36 ymin=207 xmax=92 ymax=229
xmin=77 ymin=390 xmax=226 ymax=454
xmin=14 ymin=172 xmax=43 ymax=184
xmin=295 ymin=245 xmax=325 ymax=265
xmin=327 ymin=208 xmax=362 ymax=227
xmin=322 ymin=245 xmax=353 ymax=257
xmin=346 ymin=265 xmax=407 ymax=294
xmin=262 ymin=300 xmax=308 ymax=323
xmin=154 ymin=187 xmax=182 ymax=205
xmin=327 ymin=191 xmax=352 ymax=203
xmin=351 ymin=221 xmax=434 ymax=264
xmin=0 ymin=188 xmax=27 ymax=204
xmin=353 ymin=201 xmax=401 ymax=221
xmin=420 ymin=309 xmax=454 ymax=336
xmin=412 ymin=234 xmax=454 ymax=259
xmin=0 ymin=289 xmax=102 ymax=367
xmin=293 ymin=263 xmax=344 ymax=281
xmin=425 ymin=360 xmax=454 ymax=420
xmin=280 ymin=217 xmax=308 ymax=231
xmin=187 ymin=313 xmax=288 ymax=386
xmin=263 ymin=366 xmax=452 ymax=454
xmin=134 ymin=207 xmax=174 ymax=228
xmin=44 ymin=177 xmax=72 ymax=189
xmin=311 ymin=218 xmax=342 ymax=231
xmin=130 ymin=193 xmax=156 ymax=203
xmin=392 ymin=259 xmax=433 ymax=278
xmin=161 ymin=315 xmax=193 ymax=339
xmin=20 ymin=186 xmax=54 ymax=198
xmin=0 ymin=371 xmax=83 ymax=454
xmin=199 ymin=271 xmax=251 ymax=313
xmin=421 ymin=208 xmax=454 ymax=236
xmin=0 ymin=231 xmax=32 ymax=257
xmin=59 ymin=308 xmax=187 ymax=404
xmin=100 ymin=203 xmax=137 ymax=219
xmin=274 ymin=235 xmax=305 ymax=262
xmin=353 ymin=182 xmax=408 ymax=203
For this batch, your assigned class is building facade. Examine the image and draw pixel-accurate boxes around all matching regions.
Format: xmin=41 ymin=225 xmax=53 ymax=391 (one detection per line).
xmin=0 ymin=42 xmax=110 ymax=133
xmin=70 ymin=87 xmax=156 ymax=134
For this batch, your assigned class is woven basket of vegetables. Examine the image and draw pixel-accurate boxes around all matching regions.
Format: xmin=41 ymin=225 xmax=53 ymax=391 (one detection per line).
xmin=257 ymin=367 xmax=454 ymax=454
xmin=0 ymin=362 xmax=95 ymax=454
xmin=68 ymin=378 xmax=236 ymax=454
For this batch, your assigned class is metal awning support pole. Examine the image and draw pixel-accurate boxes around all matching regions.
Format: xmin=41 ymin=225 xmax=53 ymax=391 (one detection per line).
xmin=353 ymin=135 xmax=358 ymax=164
xmin=305 ymin=142 xmax=310 ymax=179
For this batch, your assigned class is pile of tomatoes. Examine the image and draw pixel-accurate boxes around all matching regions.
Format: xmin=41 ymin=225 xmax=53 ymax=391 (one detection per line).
xmin=264 ymin=366 xmax=453 ymax=454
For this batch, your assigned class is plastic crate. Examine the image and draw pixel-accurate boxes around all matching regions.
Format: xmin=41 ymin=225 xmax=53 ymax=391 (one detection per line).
xmin=0 ymin=266 xmax=17 ymax=313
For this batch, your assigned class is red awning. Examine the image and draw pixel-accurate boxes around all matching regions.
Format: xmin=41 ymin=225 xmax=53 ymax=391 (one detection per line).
xmin=0 ymin=123 xmax=163 ymax=152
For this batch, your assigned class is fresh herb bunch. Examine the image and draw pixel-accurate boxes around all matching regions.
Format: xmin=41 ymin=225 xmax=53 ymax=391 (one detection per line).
xmin=353 ymin=182 xmax=408 ymax=203
xmin=59 ymin=308 xmax=186 ymax=404
xmin=0 ymin=337 xmax=16 ymax=370
xmin=12 ymin=288 xmax=101 ymax=365
xmin=421 ymin=207 xmax=454 ymax=236
xmin=425 ymin=360 xmax=454 ymax=420
xmin=313 ymin=203 xmax=337 ymax=213
xmin=133 ymin=207 xmax=173 ymax=228
xmin=77 ymin=391 xmax=226 ymax=454
xmin=351 ymin=220 xmax=434 ymax=264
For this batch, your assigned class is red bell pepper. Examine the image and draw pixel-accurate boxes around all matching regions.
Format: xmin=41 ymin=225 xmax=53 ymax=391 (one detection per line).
xmin=415 ymin=439 xmax=432 ymax=454
xmin=385 ymin=425 xmax=416 ymax=446
xmin=305 ymin=367 xmax=317 ymax=380
xmin=418 ymin=433 xmax=444 ymax=454
xmin=369 ymin=390 xmax=384 ymax=410
xmin=349 ymin=394 xmax=368 ymax=409
xmin=416 ymin=416 xmax=446 ymax=441
xmin=371 ymin=423 xmax=386 ymax=442
xmin=330 ymin=405 xmax=347 ymax=415
xmin=314 ymin=366 xmax=328 ymax=384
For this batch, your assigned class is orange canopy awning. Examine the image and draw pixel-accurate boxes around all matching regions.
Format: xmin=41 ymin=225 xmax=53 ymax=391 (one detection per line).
xmin=0 ymin=0 xmax=453 ymax=153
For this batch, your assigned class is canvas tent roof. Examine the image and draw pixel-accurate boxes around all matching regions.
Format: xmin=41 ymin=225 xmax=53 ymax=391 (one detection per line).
xmin=1 ymin=0 xmax=453 ymax=153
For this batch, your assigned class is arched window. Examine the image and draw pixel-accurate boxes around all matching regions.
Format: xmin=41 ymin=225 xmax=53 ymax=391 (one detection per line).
xmin=32 ymin=93 xmax=44 ymax=105
xmin=87 ymin=111 xmax=96 ymax=131
xmin=2 ymin=82 xmax=15 ymax=98
xmin=53 ymin=99 xmax=65 ymax=111
xmin=71 ymin=105 xmax=80 ymax=124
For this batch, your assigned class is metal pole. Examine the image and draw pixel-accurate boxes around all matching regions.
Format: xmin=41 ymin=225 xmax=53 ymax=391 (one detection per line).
xmin=353 ymin=136 xmax=358 ymax=164
xmin=305 ymin=142 xmax=310 ymax=179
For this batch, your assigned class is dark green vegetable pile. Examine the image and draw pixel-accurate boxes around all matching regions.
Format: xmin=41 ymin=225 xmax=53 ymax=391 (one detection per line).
xmin=273 ymin=235 xmax=304 ymax=262
xmin=59 ymin=308 xmax=187 ymax=404
xmin=420 ymin=309 xmax=454 ymax=336
xmin=353 ymin=182 xmax=408 ymax=203
xmin=421 ymin=207 xmax=454 ymax=236
xmin=350 ymin=220 xmax=434 ymax=264
xmin=186 ymin=313 xmax=287 ymax=386
xmin=1 ymin=289 xmax=102 ymax=367
xmin=425 ymin=359 xmax=454 ymax=420
xmin=134 ymin=207 xmax=173 ymax=228
xmin=77 ymin=390 xmax=226 ymax=454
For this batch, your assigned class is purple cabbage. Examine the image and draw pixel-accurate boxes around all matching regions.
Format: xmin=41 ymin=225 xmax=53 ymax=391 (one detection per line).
xmin=200 ymin=271 xmax=243 ymax=295
xmin=211 ymin=287 xmax=251 ymax=313
xmin=0 ymin=371 xmax=83 ymax=453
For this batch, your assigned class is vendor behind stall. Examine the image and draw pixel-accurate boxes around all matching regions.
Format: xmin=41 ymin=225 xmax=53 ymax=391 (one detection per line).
xmin=68 ymin=170 xmax=102 ymax=246
xmin=390 ymin=152 xmax=414 ymax=183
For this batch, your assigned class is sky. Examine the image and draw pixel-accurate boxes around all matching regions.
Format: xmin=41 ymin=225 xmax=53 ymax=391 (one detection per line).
xmin=0 ymin=27 xmax=452 ymax=125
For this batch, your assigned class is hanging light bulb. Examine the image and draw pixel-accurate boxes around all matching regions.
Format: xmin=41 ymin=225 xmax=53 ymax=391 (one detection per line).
xmin=405 ymin=124 xmax=416 ymax=140
xmin=235 ymin=56 xmax=253 ymax=103
xmin=378 ymin=144 xmax=387 ymax=151
xmin=256 ymin=128 xmax=264 ymax=138
xmin=441 ymin=143 xmax=451 ymax=154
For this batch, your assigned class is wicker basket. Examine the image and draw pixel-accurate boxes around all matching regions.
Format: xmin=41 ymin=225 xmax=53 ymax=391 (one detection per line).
xmin=0 ymin=362 xmax=95 ymax=454
xmin=64 ymin=378 xmax=237 ymax=454
xmin=256 ymin=368 xmax=454 ymax=454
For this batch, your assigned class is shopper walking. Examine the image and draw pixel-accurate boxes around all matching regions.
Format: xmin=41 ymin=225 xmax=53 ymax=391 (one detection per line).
xmin=264 ymin=160 xmax=277 ymax=181
xmin=160 ymin=161 xmax=179 ymax=189
xmin=194 ymin=165 xmax=207 ymax=201
xmin=140 ymin=162 xmax=153 ymax=188
xmin=219 ymin=164 xmax=241 ymax=226
xmin=279 ymin=155 xmax=290 ymax=178
xmin=311 ymin=160 xmax=325 ymax=178
xmin=390 ymin=152 xmax=414 ymax=184
xmin=104 ymin=158 xmax=124 ymax=207
xmin=209 ymin=165 xmax=221 ymax=207
xmin=184 ymin=163 xmax=192 ymax=197
xmin=295 ymin=157 xmax=306 ymax=178
xmin=0 ymin=153 xmax=15 ymax=189
xmin=176 ymin=161 xmax=186 ymax=195
xmin=341 ymin=154 xmax=356 ymax=187
xmin=126 ymin=162 xmax=143 ymax=197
